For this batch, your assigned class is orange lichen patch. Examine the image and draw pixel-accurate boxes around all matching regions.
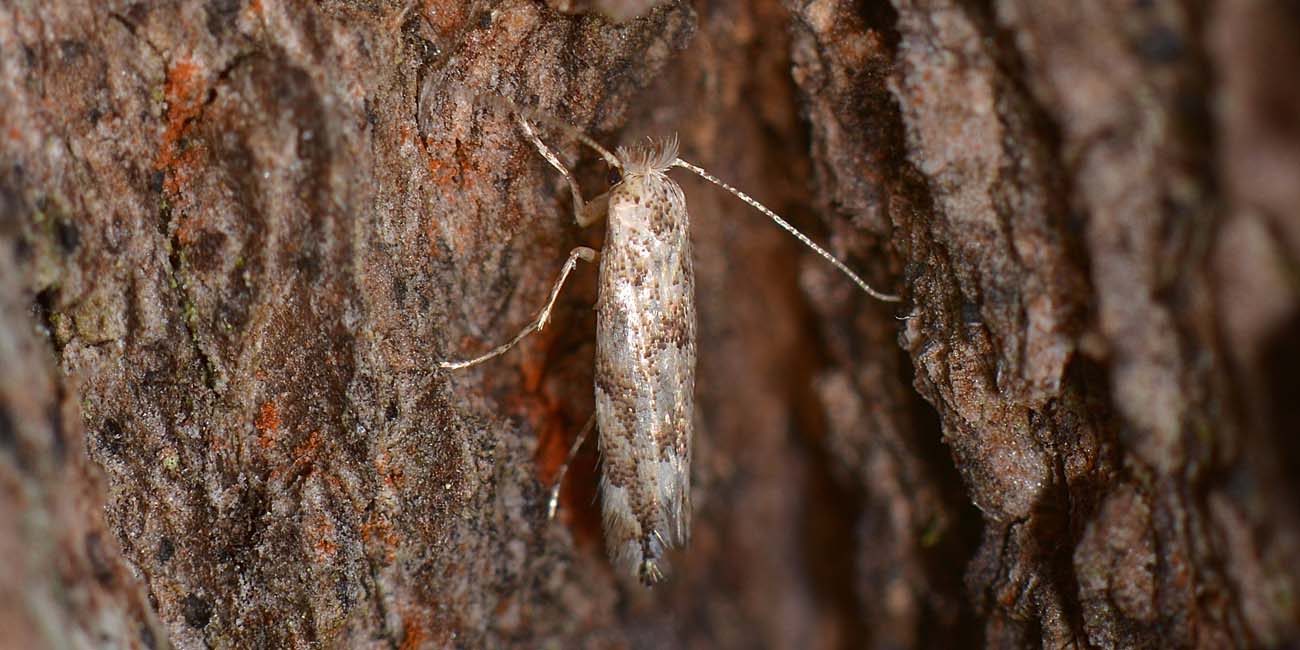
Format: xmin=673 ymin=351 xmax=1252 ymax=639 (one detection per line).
xmin=272 ymin=429 xmax=321 ymax=481
xmin=293 ymin=429 xmax=321 ymax=460
xmin=374 ymin=449 xmax=406 ymax=489
xmin=309 ymin=515 xmax=339 ymax=560
xmin=360 ymin=513 xmax=399 ymax=562
xmin=255 ymin=400 xmax=281 ymax=431
xmin=421 ymin=0 xmax=467 ymax=36
xmin=425 ymin=154 xmax=458 ymax=186
xmin=453 ymin=145 xmax=479 ymax=190
xmin=398 ymin=616 xmax=427 ymax=650
xmin=155 ymin=57 xmax=210 ymax=195
xmin=255 ymin=401 xmax=280 ymax=449
xmin=173 ymin=210 xmax=210 ymax=247
xmin=416 ymin=131 xmax=460 ymax=187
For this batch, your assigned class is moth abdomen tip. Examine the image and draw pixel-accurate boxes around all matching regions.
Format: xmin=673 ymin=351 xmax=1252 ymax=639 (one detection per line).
xmin=639 ymin=558 xmax=666 ymax=586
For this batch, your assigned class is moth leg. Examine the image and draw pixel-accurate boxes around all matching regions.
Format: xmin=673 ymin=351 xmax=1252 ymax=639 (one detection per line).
xmin=580 ymin=190 xmax=610 ymax=228
xmin=547 ymin=413 xmax=596 ymax=519
xmin=438 ymin=246 xmax=598 ymax=370
xmin=516 ymin=115 xmax=607 ymax=228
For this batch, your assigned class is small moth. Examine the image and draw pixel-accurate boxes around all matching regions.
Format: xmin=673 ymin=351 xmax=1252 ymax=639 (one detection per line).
xmin=441 ymin=97 xmax=899 ymax=585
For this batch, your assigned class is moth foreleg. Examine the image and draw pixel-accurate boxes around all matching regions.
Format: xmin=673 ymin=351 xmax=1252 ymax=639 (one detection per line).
xmin=516 ymin=115 xmax=606 ymax=228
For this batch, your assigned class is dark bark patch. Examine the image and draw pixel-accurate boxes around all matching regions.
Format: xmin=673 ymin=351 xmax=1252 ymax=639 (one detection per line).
xmin=157 ymin=536 xmax=175 ymax=564
xmin=0 ymin=405 xmax=14 ymax=453
xmin=206 ymin=0 xmax=241 ymax=37
xmin=54 ymin=218 xmax=79 ymax=254
xmin=185 ymin=229 xmax=227 ymax=275
xmin=181 ymin=593 xmax=212 ymax=629
xmin=139 ymin=623 xmax=157 ymax=650
xmin=85 ymin=533 xmax=115 ymax=586
xmin=392 ymin=275 xmax=406 ymax=304
xmin=58 ymin=40 xmax=88 ymax=62
xmin=1136 ymin=25 xmax=1184 ymax=64
xmin=97 ymin=418 xmax=126 ymax=457
xmin=1264 ymin=314 xmax=1300 ymax=497
xmin=335 ymin=575 xmax=352 ymax=609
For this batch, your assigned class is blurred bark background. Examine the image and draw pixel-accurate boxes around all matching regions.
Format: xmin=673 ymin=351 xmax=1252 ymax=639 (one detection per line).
xmin=2 ymin=0 xmax=1298 ymax=647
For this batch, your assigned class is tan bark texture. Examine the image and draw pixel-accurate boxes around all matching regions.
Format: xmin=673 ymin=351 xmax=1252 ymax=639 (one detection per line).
xmin=2 ymin=0 xmax=1298 ymax=648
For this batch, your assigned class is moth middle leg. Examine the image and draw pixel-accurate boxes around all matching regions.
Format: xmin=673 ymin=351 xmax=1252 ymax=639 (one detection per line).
xmin=438 ymin=246 xmax=598 ymax=369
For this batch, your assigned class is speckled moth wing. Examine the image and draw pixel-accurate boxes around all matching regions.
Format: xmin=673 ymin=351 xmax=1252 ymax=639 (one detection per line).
xmin=593 ymin=170 xmax=695 ymax=584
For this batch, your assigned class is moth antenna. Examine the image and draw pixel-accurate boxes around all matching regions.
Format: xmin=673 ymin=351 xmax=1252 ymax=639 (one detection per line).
xmin=478 ymin=93 xmax=622 ymax=170
xmin=671 ymin=158 xmax=901 ymax=303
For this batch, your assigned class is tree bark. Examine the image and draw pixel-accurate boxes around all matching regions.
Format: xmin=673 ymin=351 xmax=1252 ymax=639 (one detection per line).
xmin=2 ymin=0 xmax=1297 ymax=648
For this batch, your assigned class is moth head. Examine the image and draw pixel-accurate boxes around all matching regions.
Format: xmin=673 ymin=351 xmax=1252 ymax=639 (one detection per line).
xmin=616 ymin=134 xmax=679 ymax=177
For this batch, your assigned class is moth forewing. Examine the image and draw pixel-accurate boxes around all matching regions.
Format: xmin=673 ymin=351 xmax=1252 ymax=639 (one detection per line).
xmin=593 ymin=160 xmax=695 ymax=585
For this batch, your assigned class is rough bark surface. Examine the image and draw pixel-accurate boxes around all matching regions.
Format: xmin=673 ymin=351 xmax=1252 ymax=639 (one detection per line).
xmin=1 ymin=0 xmax=1297 ymax=648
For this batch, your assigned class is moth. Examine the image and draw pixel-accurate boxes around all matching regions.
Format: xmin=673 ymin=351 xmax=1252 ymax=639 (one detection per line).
xmin=440 ymin=97 xmax=899 ymax=585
